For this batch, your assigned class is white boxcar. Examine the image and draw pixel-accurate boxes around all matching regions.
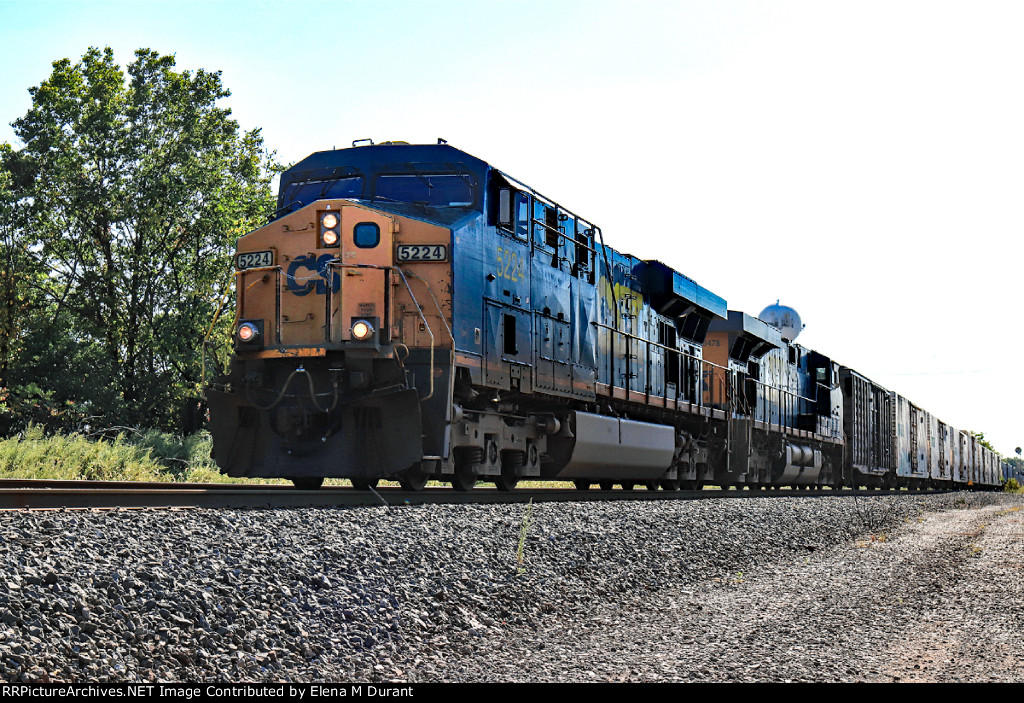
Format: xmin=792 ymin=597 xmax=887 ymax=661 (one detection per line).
xmin=957 ymin=430 xmax=971 ymax=484
xmin=950 ymin=427 xmax=963 ymax=484
xmin=895 ymin=395 xmax=930 ymax=485
xmin=969 ymin=434 xmax=981 ymax=485
xmin=935 ymin=420 xmax=953 ymax=483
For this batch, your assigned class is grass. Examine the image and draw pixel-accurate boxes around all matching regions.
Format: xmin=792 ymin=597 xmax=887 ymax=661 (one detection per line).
xmin=854 ymin=533 xmax=888 ymax=548
xmin=0 ymin=426 xmax=290 ymax=484
xmin=0 ymin=428 xmax=581 ymax=487
xmin=0 ymin=426 xmax=171 ymax=482
xmin=6 ymin=429 xmax=921 ymax=492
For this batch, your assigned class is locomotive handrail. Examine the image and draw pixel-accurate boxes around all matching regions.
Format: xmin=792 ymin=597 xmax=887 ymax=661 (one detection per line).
xmin=233 ymin=265 xmax=284 ymax=344
xmin=594 ymin=319 xmax=727 ymax=406
xmin=745 ymin=376 xmax=819 ymax=430
xmin=391 ymin=266 xmax=435 ymax=401
xmin=496 ymin=169 xmax=600 ymax=234
xmin=399 ymin=268 xmax=454 ymax=341
xmin=233 ymin=264 xmax=281 ymax=275
xmin=746 ymin=376 xmax=817 ymax=407
xmin=269 ymin=201 xmax=303 ymax=220
xmin=591 ymin=321 xmax=729 ymax=369
xmin=591 ymin=318 xmax=828 ymax=432
xmin=399 ymin=266 xmax=458 ymax=413
xmin=201 ymin=269 xmax=243 ymax=386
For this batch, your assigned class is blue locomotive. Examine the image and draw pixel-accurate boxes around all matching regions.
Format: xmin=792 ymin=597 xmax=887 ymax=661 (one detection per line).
xmin=205 ymin=140 xmax=1005 ymax=491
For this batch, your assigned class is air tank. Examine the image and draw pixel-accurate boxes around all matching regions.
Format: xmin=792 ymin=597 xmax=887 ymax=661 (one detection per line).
xmin=758 ymin=301 xmax=804 ymax=342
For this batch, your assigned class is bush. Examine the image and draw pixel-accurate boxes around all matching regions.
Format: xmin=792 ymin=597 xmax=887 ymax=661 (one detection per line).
xmin=0 ymin=425 xmax=170 ymax=481
xmin=0 ymin=426 xmax=286 ymax=484
xmin=127 ymin=428 xmax=267 ymax=483
xmin=0 ymin=384 xmax=89 ymax=436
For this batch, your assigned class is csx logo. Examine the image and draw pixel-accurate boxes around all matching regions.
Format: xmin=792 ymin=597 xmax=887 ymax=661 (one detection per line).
xmin=286 ymin=254 xmax=341 ymax=296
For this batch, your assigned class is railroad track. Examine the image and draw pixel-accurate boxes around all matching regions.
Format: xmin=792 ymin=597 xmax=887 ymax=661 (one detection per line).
xmin=0 ymin=478 xmax=943 ymax=510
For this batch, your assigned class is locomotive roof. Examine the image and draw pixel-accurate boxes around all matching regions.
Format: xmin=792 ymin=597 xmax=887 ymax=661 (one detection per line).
xmin=285 ymin=142 xmax=490 ymax=179
xmin=277 ymin=142 xmax=490 ymax=218
xmin=708 ymin=310 xmax=783 ymax=359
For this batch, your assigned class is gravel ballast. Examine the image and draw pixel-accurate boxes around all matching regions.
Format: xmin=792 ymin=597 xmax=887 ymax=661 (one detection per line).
xmin=1 ymin=491 xmax=1021 ymax=683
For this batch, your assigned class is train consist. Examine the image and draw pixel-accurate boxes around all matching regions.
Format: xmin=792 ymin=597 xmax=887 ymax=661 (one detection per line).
xmin=206 ymin=140 xmax=1009 ymax=491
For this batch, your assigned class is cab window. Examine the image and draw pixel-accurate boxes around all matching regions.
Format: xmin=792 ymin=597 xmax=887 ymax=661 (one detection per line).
xmin=515 ymin=192 xmax=530 ymax=239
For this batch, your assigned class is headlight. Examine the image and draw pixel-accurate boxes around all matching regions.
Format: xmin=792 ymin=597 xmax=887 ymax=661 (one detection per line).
xmin=237 ymin=322 xmax=259 ymax=343
xmin=351 ymin=320 xmax=374 ymax=340
xmin=320 ymin=211 xmax=340 ymax=248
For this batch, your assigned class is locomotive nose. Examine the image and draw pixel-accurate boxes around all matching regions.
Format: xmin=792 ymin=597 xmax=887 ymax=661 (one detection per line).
xmin=233 ymin=202 xmax=397 ymax=353
xmin=333 ymin=215 xmax=393 ymax=346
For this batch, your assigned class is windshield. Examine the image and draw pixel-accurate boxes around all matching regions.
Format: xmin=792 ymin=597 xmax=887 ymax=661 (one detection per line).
xmin=279 ymin=176 xmax=364 ymax=215
xmin=374 ymin=173 xmax=476 ymax=208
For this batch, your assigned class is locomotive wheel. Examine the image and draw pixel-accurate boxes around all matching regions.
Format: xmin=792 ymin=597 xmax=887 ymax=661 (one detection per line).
xmin=496 ymin=450 xmax=524 ymax=491
xmin=451 ymin=468 xmax=477 ymax=492
xmin=574 ymin=481 xmax=592 ymax=491
xmin=452 ymin=446 xmax=482 ymax=491
xmin=644 ymin=481 xmax=660 ymax=491
xmin=660 ymin=477 xmax=681 ymax=491
xmin=599 ymin=481 xmax=614 ymax=491
xmin=291 ymin=477 xmax=324 ymax=490
xmin=495 ymin=474 xmax=519 ymax=491
xmin=351 ymin=479 xmax=379 ymax=490
xmin=398 ymin=464 xmax=429 ymax=491
xmin=620 ymin=482 xmax=635 ymax=491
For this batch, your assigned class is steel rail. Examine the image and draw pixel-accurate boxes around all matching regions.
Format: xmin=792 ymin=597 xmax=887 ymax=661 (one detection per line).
xmin=0 ymin=479 xmax=949 ymax=511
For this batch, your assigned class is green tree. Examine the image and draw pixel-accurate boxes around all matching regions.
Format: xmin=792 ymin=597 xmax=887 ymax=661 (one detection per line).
xmin=10 ymin=46 xmax=277 ymax=429
xmin=0 ymin=144 xmax=76 ymax=434
xmin=973 ymin=432 xmax=996 ymax=453
xmin=0 ymin=144 xmax=33 ymax=388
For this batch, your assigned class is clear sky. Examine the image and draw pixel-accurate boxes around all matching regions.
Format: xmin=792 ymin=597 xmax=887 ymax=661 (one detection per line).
xmin=1 ymin=0 xmax=1022 ymax=455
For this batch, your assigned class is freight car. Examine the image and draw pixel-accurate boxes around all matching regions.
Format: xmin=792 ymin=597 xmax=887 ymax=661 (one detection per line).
xmin=205 ymin=140 xmax=1004 ymax=491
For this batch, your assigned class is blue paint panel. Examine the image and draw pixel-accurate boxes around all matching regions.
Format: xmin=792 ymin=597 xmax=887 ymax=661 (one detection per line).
xmin=277 ymin=144 xmax=489 ymax=218
xmin=452 ymin=217 xmax=487 ymax=354
xmin=637 ymin=260 xmax=727 ymax=321
xmin=671 ymin=271 xmax=698 ymax=303
xmin=696 ymin=287 xmax=728 ymax=321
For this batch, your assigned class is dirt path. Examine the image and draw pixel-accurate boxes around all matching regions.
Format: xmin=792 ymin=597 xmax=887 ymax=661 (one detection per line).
xmin=874 ymin=503 xmax=1024 ymax=682
xmin=451 ymin=500 xmax=1024 ymax=682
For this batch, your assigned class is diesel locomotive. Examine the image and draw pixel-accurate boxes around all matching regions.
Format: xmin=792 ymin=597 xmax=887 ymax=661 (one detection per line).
xmin=205 ymin=140 xmax=1007 ymax=491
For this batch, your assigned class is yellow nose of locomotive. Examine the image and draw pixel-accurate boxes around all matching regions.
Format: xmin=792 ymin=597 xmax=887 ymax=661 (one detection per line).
xmin=209 ymin=186 xmax=455 ymax=483
xmin=233 ymin=201 xmax=396 ymax=354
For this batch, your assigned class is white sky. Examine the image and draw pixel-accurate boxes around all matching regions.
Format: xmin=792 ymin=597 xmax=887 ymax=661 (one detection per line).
xmin=1 ymin=0 xmax=1021 ymax=455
